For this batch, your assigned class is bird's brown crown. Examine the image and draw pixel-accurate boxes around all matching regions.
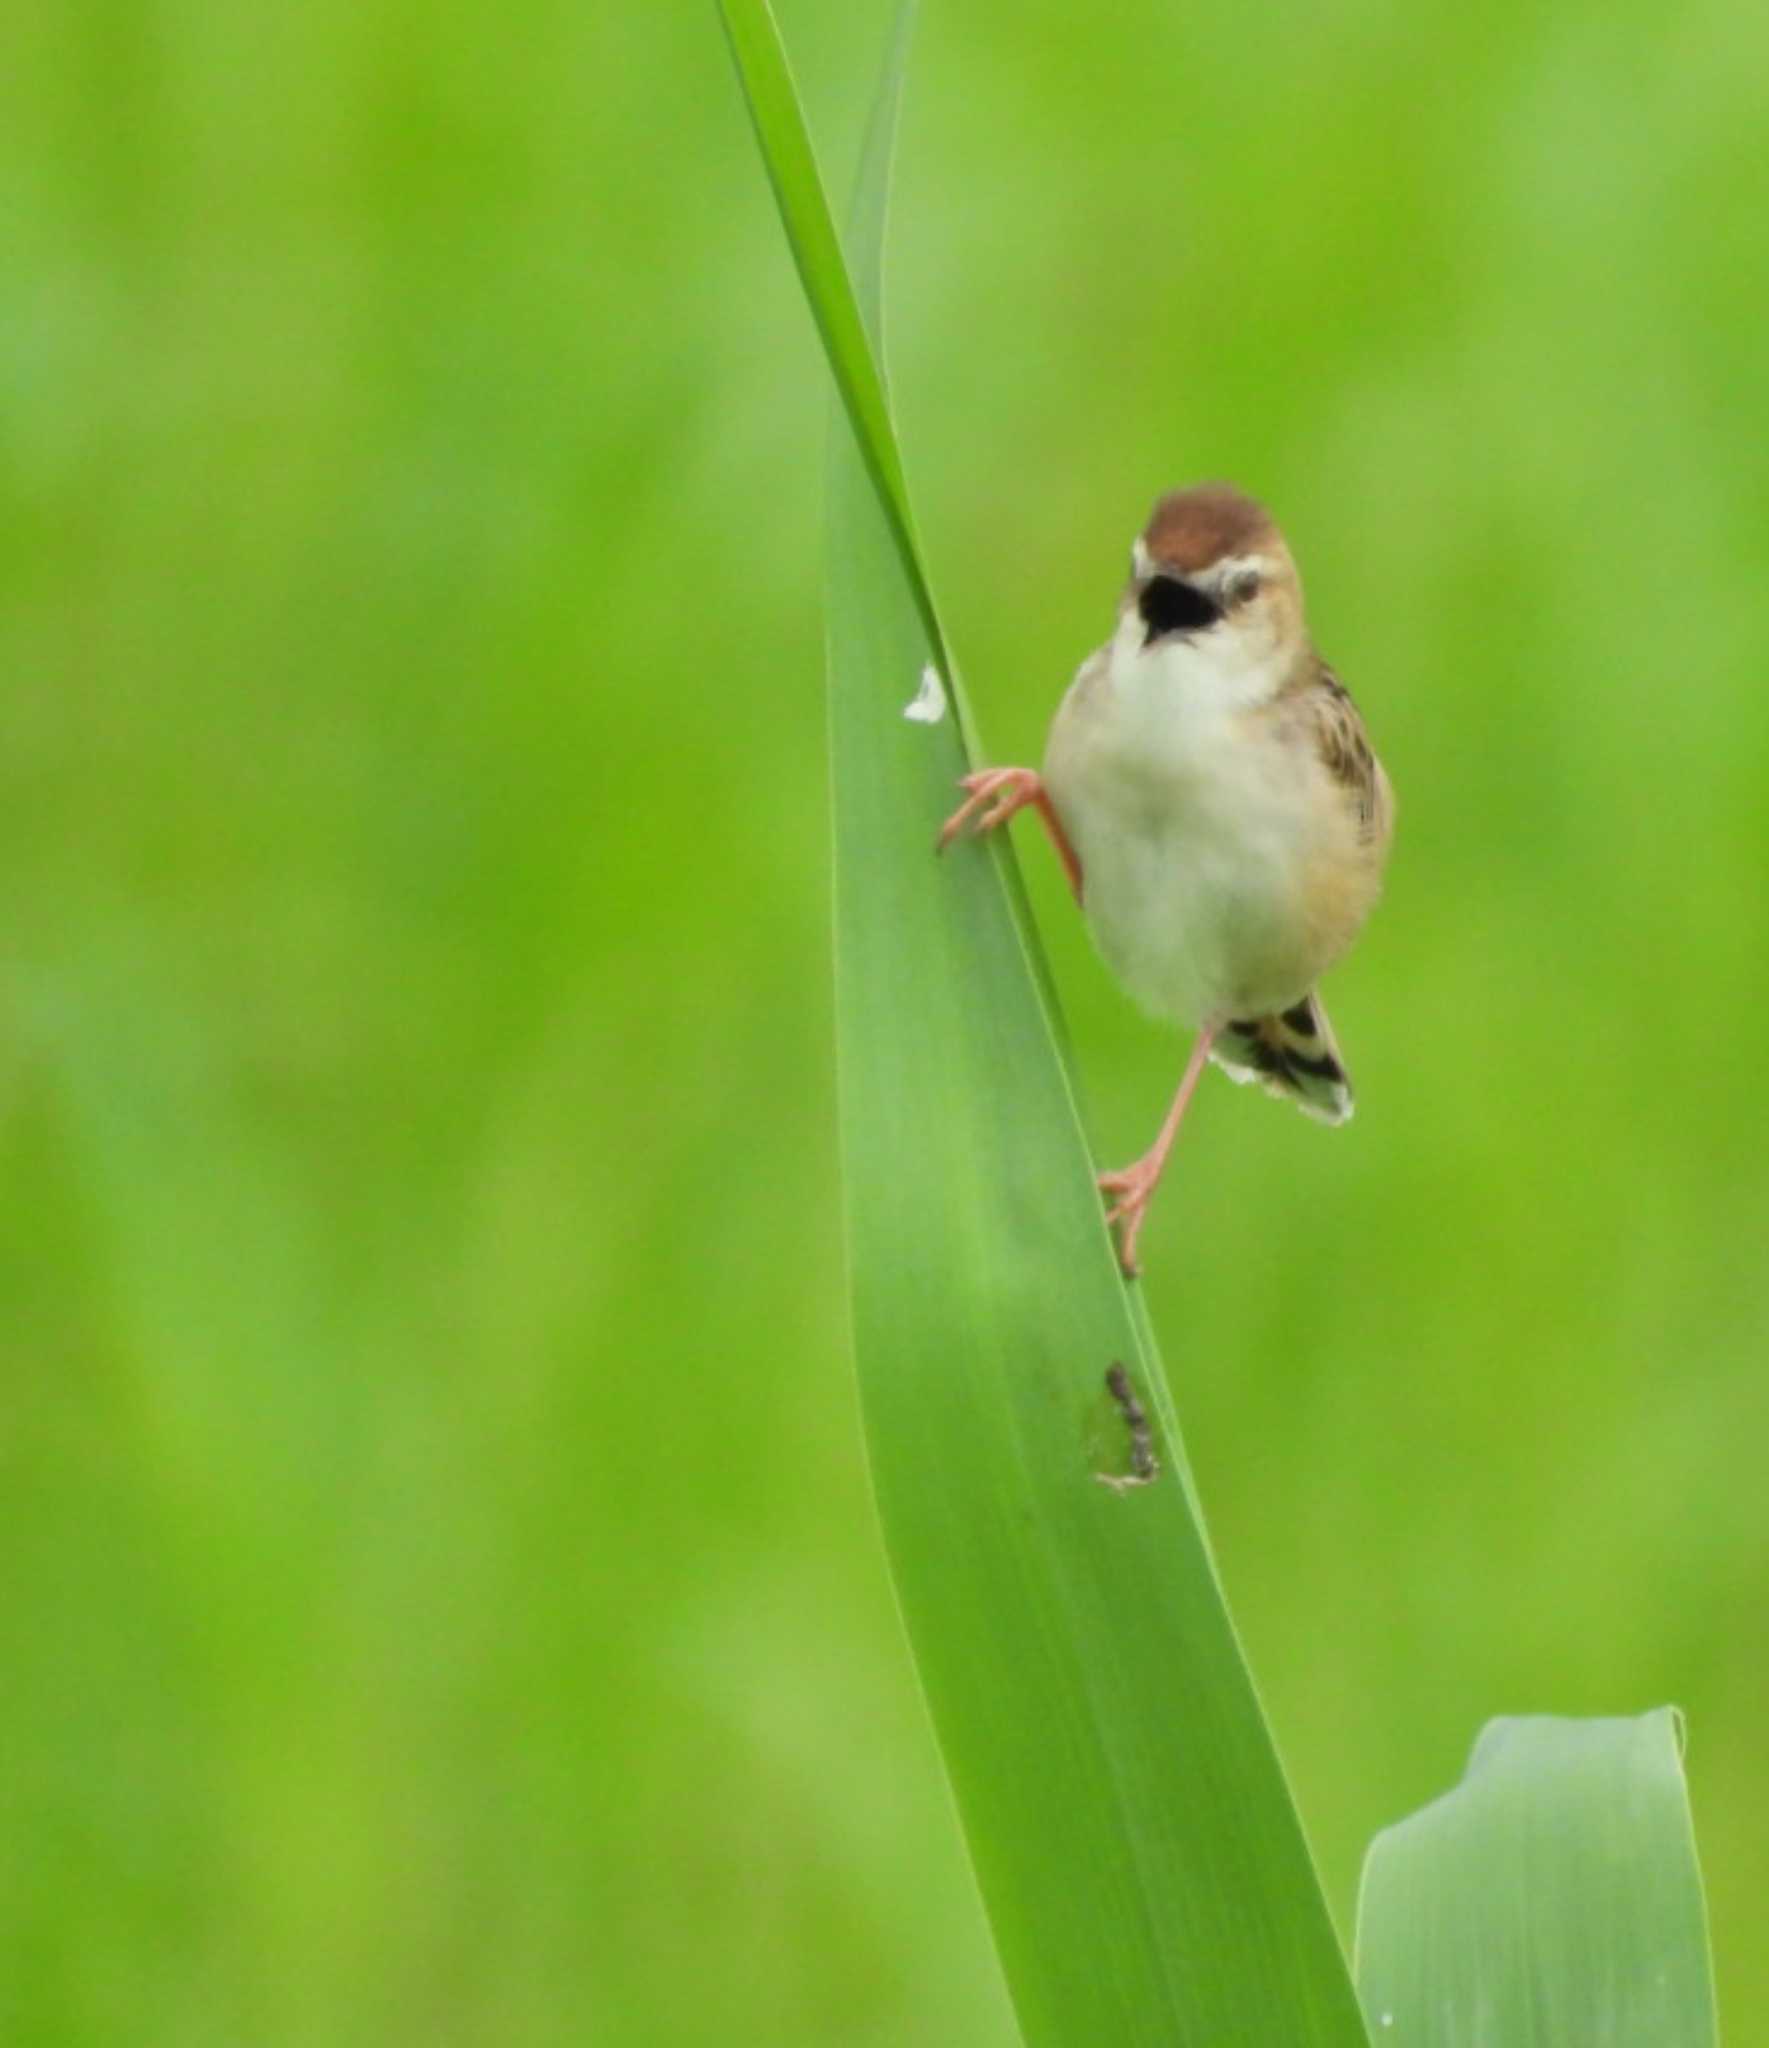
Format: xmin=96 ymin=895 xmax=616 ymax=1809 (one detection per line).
xmin=1142 ymin=483 xmax=1277 ymax=576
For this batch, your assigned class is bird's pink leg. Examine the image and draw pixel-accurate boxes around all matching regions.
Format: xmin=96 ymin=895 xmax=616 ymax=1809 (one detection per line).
xmin=935 ymin=767 xmax=1083 ymax=902
xmin=1098 ymin=1026 xmax=1217 ymax=1278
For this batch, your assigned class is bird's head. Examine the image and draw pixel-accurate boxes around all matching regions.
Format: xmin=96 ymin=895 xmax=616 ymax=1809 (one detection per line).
xmin=1119 ymin=483 xmax=1305 ymax=690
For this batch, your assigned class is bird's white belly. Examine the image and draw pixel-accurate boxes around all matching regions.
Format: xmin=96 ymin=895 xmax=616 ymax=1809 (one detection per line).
xmin=1047 ymin=693 xmax=1319 ymax=1025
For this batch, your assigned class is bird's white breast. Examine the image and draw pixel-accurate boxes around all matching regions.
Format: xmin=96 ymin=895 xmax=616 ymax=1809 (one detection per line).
xmin=1044 ymin=622 xmax=1325 ymax=1025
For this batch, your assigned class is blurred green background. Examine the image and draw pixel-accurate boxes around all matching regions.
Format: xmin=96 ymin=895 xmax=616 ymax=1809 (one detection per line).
xmin=4 ymin=0 xmax=1766 ymax=2040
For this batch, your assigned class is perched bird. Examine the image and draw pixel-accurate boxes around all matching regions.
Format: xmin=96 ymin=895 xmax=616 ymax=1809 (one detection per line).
xmin=938 ymin=482 xmax=1393 ymax=1276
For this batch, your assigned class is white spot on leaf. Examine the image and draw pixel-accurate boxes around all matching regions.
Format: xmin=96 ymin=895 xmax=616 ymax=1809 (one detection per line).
xmin=902 ymin=663 xmax=946 ymax=724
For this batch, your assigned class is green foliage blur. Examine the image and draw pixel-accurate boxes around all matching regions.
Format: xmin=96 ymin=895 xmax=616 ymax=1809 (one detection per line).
xmin=3 ymin=2 xmax=1764 ymax=2041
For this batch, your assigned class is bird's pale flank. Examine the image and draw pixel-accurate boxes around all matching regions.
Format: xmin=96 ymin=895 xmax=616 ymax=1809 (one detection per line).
xmin=938 ymin=482 xmax=1393 ymax=1275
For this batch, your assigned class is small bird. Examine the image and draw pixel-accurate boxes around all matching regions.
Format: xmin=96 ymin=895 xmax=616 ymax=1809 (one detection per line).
xmin=938 ymin=482 xmax=1393 ymax=1276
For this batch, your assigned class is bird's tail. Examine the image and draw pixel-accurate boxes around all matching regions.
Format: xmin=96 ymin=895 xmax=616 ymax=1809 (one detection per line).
xmin=1211 ymin=993 xmax=1354 ymax=1125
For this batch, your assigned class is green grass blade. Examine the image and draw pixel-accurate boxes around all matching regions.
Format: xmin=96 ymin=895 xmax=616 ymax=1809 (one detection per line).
xmin=722 ymin=3 xmax=1371 ymax=2040
xmin=715 ymin=0 xmax=945 ymax=674
xmin=1355 ymin=1711 xmax=1719 ymax=2046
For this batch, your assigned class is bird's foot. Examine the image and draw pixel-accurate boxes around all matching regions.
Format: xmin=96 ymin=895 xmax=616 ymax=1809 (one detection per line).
xmin=935 ymin=767 xmax=1046 ymax=851
xmin=936 ymin=768 xmax=1084 ymax=900
xmin=1097 ymin=1157 xmax=1165 ymax=1279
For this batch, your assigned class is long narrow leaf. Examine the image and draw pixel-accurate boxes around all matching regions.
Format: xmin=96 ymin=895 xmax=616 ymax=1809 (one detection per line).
xmin=1355 ymin=1711 xmax=1719 ymax=2045
xmin=722 ymin=3 xmax=1372 ymax=2042
xmin=716 ymin=0 xmax=945 ymax=672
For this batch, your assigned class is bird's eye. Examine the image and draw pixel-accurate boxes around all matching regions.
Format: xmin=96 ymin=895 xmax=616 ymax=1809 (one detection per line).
xmin=1225 ymin=567 xmax=1262 ymax=606
xmin=1139 ymin=576 xmax=1222 ymax=642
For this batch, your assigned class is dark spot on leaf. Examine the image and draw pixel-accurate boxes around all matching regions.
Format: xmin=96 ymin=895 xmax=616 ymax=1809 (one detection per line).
xmin=1097 ymin=1363 xmax=1159 ymax=1492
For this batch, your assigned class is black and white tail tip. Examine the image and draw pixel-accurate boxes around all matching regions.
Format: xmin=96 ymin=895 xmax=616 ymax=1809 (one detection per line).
xmin=1212 ymin=994 xmax=1354 ymax=1125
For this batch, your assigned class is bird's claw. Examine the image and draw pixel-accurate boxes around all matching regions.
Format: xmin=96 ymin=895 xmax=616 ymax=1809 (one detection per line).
xmin=935 ymin=768 xmax=1042 ymax=853
xmin=1097 ymin=1165 xmax=1157 ymax=1278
